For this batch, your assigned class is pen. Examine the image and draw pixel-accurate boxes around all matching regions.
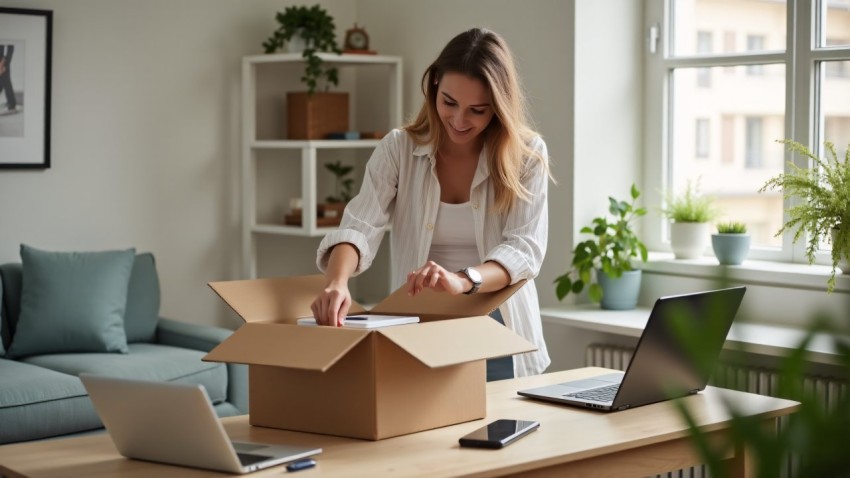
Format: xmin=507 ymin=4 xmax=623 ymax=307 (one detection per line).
xmin=346 ymin=316 xmax=368 ymax=320
xmin=286 ymin=458 xmax=316 ymax=472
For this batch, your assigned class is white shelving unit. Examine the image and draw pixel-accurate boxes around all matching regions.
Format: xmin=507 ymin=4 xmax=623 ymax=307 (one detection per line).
xmin=241 ymin=52 xmax=402 ymax=279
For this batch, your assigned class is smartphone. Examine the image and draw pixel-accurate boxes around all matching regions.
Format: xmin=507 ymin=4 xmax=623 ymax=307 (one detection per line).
xmin=458 ymin=419 xmax=540 ymax=449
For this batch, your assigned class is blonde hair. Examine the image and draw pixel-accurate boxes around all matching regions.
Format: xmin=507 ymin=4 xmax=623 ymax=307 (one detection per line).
xmin=404 ymin=28 xmax=550 ymax=213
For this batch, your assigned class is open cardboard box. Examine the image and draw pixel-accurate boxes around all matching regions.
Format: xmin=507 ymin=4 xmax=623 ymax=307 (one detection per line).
xmin=203 ymin=274 xmax=536 ymax=440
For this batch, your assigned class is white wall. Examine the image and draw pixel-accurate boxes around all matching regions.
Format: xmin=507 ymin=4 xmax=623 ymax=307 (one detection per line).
xmin=0 ymin=1 xmax=646 ymax=366
xmin=0 ymin=0 xmax=357 ymax=328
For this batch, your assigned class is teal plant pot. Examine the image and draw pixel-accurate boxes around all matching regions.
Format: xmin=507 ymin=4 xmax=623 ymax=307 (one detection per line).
xmin=597 ymin=269 xmax=642 ymax=310
xmin=711 ymin=234 xmax=751 ymax=265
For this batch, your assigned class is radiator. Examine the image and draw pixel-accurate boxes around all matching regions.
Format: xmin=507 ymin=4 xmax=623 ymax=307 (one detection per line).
xmin=585 ymin=343 xmax=848 ymax=478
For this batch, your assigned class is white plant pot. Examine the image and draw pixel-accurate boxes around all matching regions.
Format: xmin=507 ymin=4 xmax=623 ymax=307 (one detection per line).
xmin=286 ymin=33 xmax=307 ymax=53
xmin=670 ymin=222 xmax=710 ymax=259
xmin=831 ymin=228 xmax=850 ymax=274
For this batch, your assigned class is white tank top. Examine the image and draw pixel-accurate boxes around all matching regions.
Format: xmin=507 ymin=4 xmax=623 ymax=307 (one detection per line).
xmin=427 ymin=201 xmax=479 ymax=273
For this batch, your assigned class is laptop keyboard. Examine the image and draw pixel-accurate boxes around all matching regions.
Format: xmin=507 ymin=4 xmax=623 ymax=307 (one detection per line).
xmin=565 ymin=384 xmax=620 ymax=402
xmin=237 ymin=452 xmax=273 ymax=466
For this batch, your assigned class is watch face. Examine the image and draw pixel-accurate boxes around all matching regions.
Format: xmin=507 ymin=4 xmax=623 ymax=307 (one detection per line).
xmin=349 ymin=31 xmax=367 ymax=49
xmin=466 ymin=267 xmax=482 ymax=283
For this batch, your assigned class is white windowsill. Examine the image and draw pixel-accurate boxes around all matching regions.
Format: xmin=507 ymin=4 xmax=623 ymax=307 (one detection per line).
xmin=641 ymin=252 xmax=850 ymax=294
xmin=541 ymin=304 xmax=846 ymax=366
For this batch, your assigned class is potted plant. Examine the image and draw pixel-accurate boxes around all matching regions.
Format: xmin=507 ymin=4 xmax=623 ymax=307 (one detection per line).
xmin=262 ymin=5 xmax=348 ymax=140
xmin=661 ymin=179 xmax=720 ymax=259
xmin=759 ymin=139 xmax=850 ymax=292
xmin=322 ymin=160 xmax=355 ymax=223
xmin=554 ymin=184 xmax=648 ymax=310
xmin=711 ymin=221 xmax=750 ymax=265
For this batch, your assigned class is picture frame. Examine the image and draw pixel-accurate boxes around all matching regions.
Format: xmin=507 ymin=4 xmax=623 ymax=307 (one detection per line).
xmin=0 ymin=7 xmax=52 ymax=169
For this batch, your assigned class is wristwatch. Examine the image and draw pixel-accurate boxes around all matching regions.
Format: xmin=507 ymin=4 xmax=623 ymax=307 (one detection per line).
xmin=458 ymin=267 xmax=483 ymax=295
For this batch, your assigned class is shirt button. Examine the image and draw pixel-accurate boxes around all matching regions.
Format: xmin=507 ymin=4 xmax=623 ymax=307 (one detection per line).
xmin=472 ymin=203 xmax=480 ymax=209
xmin=427 ymin=223 xmax=434 ymax=230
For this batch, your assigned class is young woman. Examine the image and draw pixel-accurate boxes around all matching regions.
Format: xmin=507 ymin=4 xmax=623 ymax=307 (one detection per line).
xmin=311 ymin=28 xmax=552 ymax=380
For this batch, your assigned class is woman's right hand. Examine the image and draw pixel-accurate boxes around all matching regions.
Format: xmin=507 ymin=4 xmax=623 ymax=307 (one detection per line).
xmin=310 ymin=282 xmax=351 ymax=327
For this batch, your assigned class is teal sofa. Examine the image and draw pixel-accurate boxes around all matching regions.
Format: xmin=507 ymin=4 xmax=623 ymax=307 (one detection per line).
xmin=0 ymin=252 xmax=247 ymax=444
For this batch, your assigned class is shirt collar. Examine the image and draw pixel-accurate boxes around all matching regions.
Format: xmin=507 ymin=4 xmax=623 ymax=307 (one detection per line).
xmin=413 ymin=141 xmax=491 ymax=178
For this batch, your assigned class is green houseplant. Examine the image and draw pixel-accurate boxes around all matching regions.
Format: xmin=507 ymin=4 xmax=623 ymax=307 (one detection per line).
xmin=661 ymin=179 xmax=720 ymax=259
xmin=555 ymin=184 xmax=648 ymax=309
xmin=262 ymin=4 xmax=341 ymax=95
xmin=759 ymin=139 xmax=850 ymax=292
xmin=711 ymin=221 xmax=751 ymax=265
xmin=324 ymin=160 xmax=355 ymax=204
xmin=321 ymin=160 xmax=355 ymax=222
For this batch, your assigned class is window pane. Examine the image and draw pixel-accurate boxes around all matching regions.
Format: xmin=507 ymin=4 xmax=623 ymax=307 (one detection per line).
xmin=820 ymin=0 xmax=850 ymax=48
xmin=671 ymin=66 xmax=785 ymax=248
xmin=818 ymin=60 xmax=850 ymax=253
xmin=671 ymin=0 xmax=786 ymax=56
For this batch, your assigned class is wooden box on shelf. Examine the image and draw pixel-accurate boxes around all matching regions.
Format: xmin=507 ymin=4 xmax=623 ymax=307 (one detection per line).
xmin=287 ymin=92 xmax=349 ymax=140
xmin=283 ymin=205 xmax=344 ymax=227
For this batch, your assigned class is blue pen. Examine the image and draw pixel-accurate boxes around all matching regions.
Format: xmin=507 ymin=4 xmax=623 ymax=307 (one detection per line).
xmin=286 ymin=458 xmax=316 ymax=472
xmin=346 ymin=316 xmax=368 ymax=320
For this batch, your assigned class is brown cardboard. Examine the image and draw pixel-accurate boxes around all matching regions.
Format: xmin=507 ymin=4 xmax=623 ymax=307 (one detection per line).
xmin=204 ymin=274 xmax=535 ymax=440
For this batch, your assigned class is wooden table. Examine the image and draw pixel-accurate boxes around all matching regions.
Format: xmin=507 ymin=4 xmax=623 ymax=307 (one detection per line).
xmin=0 ymin=368 xmax=799 ymax=477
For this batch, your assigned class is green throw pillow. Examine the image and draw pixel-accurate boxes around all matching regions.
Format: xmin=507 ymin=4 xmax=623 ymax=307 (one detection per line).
xmin=6 ymin=245 xmax=136 ymax=358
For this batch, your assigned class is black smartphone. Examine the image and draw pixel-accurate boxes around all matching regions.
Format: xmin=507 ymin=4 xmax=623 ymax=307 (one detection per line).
xmin=458 ymin=419 xmax=540 ymax=449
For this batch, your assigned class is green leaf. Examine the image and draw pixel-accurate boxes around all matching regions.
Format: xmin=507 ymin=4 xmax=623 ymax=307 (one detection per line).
xmin=631 ymin=183 xmax=640 ymax=199
xmin=555 ymin=277 xmax=572 ymax=301
xmin=571 ymin=280 xmax=584 ymax=293
xmin=588 ymin=283 xmax=603 ymax=303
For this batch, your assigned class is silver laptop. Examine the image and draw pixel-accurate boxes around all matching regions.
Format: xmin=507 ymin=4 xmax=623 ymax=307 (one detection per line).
xmin=519 ymin=287 xmax=746 ymax=411
xmin=81 ymin=374 xmax=322 ymax=474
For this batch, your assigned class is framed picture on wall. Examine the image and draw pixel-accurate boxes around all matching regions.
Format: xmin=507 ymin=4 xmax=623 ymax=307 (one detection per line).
xmin=0 ymin=7 xmax=52 ymax=169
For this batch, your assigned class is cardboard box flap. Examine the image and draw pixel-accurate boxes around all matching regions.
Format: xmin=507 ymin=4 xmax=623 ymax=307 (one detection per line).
xmin=377 ymin=316 xmax=536 ymax=368
xmin=203 ymin=323 xmax=370 ymax=371
xmin=209 ymin=275 xmax=366 ymax=323
xmin=370 ymin=280 xmax=527 ymax=318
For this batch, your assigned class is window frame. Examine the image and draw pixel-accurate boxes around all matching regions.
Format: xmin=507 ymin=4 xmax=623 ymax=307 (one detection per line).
xmin=643 ymin=0 xmax=850 ymax=267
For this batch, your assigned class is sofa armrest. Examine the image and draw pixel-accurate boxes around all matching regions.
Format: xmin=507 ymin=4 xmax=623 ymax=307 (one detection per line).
xmin=156 ymin=318 xmax=249 ymax=414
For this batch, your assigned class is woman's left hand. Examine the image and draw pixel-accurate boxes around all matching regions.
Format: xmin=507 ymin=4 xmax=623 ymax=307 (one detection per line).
xmin=406 ymin=260 xmax=467 ymax=296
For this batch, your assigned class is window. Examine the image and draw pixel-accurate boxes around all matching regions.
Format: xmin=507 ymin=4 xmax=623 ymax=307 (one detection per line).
xmin=645 ymin=0 xmax=850 ymax=263
xmin=745 ymin=117 xmax=763 ymax=168
xmin=746 ymin=35 xmax=765 ymax=76
xmin=697 ymin=31 xmax=713 ymax=86
xmin=696 ymin=118 xmax=710 ymax=158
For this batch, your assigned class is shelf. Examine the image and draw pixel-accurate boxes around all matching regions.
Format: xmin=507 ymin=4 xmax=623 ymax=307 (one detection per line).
xmin=245 ymin=52 xmax=402 ymax=66
xmin=251 ymin=139 xmax=382 ymax=150
xmin=252 ymin=224 xmax=338 ymax=237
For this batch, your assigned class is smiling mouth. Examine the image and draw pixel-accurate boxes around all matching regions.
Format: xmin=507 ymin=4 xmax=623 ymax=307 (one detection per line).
xmin=449 ymin=123 xmax=472 ymax=135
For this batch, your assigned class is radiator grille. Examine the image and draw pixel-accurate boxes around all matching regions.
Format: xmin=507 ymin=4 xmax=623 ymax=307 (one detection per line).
xmin=585 ymin=343 xmax=847 ymax=478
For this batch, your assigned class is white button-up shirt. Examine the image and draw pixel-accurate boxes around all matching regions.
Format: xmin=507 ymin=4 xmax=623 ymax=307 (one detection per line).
xmin=317 ymin=129 xmax=551 ymax=377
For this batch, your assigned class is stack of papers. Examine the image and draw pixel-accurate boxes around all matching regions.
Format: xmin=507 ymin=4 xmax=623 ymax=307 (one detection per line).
xmin=297 ymin=315 xmax=420 ymax=329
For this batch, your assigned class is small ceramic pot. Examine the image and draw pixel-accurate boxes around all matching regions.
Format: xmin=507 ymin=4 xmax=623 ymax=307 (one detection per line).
xmin=711 ymin=234 xmax=751 ymax=266
xmin=597 ymin=269 xmax=642 ymax=310
xmin=670 ymin=222 xmax=710 ymax=259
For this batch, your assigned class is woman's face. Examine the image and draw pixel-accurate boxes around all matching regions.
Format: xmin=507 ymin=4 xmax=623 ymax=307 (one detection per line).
xmin=435 ymin=72 xmax=495 ymax=148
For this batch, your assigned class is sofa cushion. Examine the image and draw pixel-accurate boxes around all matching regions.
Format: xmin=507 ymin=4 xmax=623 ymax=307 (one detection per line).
xmin=0 ymin=277 xmax=5 ymax=357
xmin=0 ymin=263 xmax=22 ymax=354
xmin=21 ymin=343 xmax=229 ymax=404
xmin=6 ymin=245 xmax=135 ymax=358
xmin=125 ymin=253 xmax=161 ymax=343
xmin=0 ymin=359 xmax=101 ymax=444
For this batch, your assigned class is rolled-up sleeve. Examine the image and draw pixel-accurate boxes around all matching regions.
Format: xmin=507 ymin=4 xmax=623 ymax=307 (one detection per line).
xmin=485 ymin=138 xmax=549 ymax=283
xmin=317 ymin=132 xmax=400 ymax=275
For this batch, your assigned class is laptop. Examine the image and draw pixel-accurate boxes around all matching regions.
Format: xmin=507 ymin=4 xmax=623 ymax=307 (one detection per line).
xmin=81 ymin=374 xmax=322 ymax=474
xmin=518 ymin=286 xmax=746 ymax=412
